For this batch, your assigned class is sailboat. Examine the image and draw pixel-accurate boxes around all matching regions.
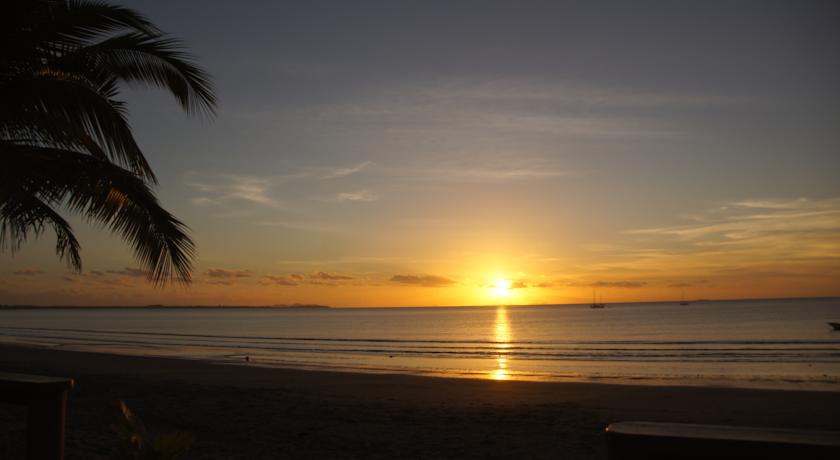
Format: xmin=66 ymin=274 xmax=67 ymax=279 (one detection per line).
xmin=679 ymin=288 xmax=690 ymax=306
xmin=590 ymin=288 xmax=605 ymax=308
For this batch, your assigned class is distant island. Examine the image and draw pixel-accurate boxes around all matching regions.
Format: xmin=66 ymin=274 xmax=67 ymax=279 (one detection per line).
xmin=269 ymin=304 xmax=331 ymax=309
xmin=0 ymin=304 xmax=331 ymax=310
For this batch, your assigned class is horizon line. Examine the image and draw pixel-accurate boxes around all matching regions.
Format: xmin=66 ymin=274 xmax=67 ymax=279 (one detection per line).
xmin=1 ymin=295 xmax=837 ymax=310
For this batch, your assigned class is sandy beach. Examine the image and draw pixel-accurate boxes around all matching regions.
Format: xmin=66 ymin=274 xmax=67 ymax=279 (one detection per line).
xmin=1 ymin=345 xmax=838 ymax=459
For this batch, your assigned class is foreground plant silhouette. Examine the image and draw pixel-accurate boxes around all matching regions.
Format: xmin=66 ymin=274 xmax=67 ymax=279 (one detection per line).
xmin=1 ymin=0 xmax=216 ymax=284
xmin=112 ymin=400 xmax=192 ymax=460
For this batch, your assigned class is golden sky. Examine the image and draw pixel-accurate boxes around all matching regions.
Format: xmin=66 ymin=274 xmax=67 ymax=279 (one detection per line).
xmin=3 ymin=197 xmax=839 ymax=306
xmin=2 ymin=2 xmax=839 ymax=306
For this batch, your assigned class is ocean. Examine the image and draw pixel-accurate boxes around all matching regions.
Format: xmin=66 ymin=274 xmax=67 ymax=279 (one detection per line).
xmin=1 ymin=297 xmax=839 ymax=389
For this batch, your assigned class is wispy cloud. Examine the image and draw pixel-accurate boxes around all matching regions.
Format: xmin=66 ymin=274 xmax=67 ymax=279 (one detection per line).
xmin=390 ymin=274 xmax=456 ymax=287
xmin=101 ymin=278 xmax=134 ymax=288
xmin=206 ymin=280 xmax=237 ymax=286
xmin=385 ymin=155 xmax=578 ymax=184
xmin=602 ymin=197 xmax=840 ymax=281
xmin=628 ymin=197 xmax=840 ymax=243
xmin=306 ymin=78 xmax=719 ymax=141
xmin=259 ymin=275 xmax=300 ymax=286
xmin=311 ymin=271 xmax=354 ymax=281
xmin=107 ymin=268 xmax=147 ymax=277
xmin=62 ymin=270 xmax=107 ymax=283
xmin=574 ymin=280 xmax=648 ymax=288
xmin=667 ymin=280 xmax=710 ymax=288
xmin=445 ymin=167 xmax=573 ymax=181
xmin=259 ymin=271 xmax=355 ymax=287
xmin=255 ymin=221 xmax=342 ymax=233
xmin=322 ymin=161 xmax=374 ymax=179
xmin=205 ymin=268 xmax=252 ymax=279
xmin=728 ymin=198 xmax=812 ymax=210
xmin=185 ymin=172 xmax=280 ymax=207
xmin=317 ymin=190 xmax=378 ymax=203
xmin=428 ymin=78 xmax=730 ymax=109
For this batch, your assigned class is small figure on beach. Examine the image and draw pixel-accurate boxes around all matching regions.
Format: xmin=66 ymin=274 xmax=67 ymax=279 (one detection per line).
xmin=245 ymin=355 xmax=250 ymax=362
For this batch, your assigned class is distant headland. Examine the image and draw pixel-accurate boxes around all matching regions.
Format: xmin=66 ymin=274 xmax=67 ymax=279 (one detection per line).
xmin=0 ymin=303 xmax=332 ymax=310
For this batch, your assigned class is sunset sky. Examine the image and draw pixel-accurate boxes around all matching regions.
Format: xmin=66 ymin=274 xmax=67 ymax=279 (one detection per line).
xmin=2 ymin=1 xmax=839 ymax=306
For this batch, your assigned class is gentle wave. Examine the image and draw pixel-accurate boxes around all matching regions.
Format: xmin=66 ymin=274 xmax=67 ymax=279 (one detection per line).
xmin=2 ymin=326 xmax=839 ymax=363
xmin=4 ymin=326 xmax=840 ymax=346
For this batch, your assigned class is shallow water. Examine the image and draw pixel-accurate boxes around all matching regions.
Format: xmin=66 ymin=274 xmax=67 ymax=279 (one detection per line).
xmin=1 ymin=298 xmax=839 ymax=389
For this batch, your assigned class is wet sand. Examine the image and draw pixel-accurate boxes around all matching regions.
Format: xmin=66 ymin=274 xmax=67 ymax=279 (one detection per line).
xmin=1 ymin=344 xmax=839 ymax=459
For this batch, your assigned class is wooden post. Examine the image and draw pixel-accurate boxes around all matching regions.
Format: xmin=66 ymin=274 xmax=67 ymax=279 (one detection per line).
xmin=0 ymin=372 xmax=74 ymax=460
xmin=26 ymin=388 xmax=69 ymax=460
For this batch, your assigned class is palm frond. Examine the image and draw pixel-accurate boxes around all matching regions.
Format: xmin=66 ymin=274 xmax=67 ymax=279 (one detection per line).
xmin=0 ymin=187 xmax=82 ymax=272
xmin=1 ymin=0 xmax=159 ymax=69
xmin=0 ymin=74 xmax=155 ymax=181
xmin=61 ymin=32 xmax=217 ymax=117
xmin=36 ymin=0 xmax=160 ymax=45
xmin=1 ymin=0 xmax=214 ymax=285
xmin=3 ymin=143 xmax=195 ymax=285
xmin=1 ymin=119 xmax=109 ymax=161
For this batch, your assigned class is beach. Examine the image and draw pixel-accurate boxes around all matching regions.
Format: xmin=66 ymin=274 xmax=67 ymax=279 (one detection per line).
xmin=1 ymin=344 xmax=839 ymax=459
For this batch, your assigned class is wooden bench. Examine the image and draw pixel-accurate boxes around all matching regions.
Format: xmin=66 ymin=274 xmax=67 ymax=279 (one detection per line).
xmin=606 ymin=421 xmax=840 ymax=460
xmin=0 ymin=372 xmax=74 ymax=460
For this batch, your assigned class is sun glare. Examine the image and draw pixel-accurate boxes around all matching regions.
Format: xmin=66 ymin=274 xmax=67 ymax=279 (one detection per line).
xmin=492 ymin=306 xmax=512 ymax=380
xmin=490 ymin=278 xmax=513 ymax=298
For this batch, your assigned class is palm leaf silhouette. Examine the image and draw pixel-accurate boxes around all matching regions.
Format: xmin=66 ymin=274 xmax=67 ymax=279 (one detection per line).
xmin=1 ymin=0 xmax=216 ymax=284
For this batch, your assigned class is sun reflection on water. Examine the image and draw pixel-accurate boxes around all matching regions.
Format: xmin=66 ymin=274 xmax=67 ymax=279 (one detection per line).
xmin=492 ymin=306 xmax=512 ymax=380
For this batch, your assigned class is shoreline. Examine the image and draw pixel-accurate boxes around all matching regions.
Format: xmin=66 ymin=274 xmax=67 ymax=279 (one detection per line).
xmin=2 ymin=344 xmax=840 ymax=458
xmin=2 ymin=336 xmax=839 ymax=393
xmin=5 ymin=337 xmax=840 ymax=392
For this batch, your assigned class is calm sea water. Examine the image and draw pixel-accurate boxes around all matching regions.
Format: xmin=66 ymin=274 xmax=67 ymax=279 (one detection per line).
xmin=1 ymin=298 xmax=839 ymax=389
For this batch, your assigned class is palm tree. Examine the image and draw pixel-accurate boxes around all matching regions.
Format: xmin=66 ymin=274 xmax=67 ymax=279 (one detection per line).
xmin=1 ymin=0 xmax=215 ymax=284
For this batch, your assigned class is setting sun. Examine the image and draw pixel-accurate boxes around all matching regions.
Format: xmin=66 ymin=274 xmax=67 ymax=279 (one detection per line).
xmin=490 ymin=279 xmax=513 ymax=298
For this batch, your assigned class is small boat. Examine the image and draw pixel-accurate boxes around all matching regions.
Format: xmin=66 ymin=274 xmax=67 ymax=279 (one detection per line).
xmin=829 ymin=322 xmax=840 ymax=331
xmin=590 ymin=289 xmax=605 ymax=309
xmin=679 ymin=288 xmax=690 ymax=306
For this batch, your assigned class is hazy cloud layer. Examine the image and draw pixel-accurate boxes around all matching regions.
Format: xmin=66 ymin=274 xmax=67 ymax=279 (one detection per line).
xmin=259 ymin=271 xmax=355 ymax=287
xmin=107 ymin=268 xmax=147 ymax=277
xmin=564 ymin=280 xmax=648 ymax=288
xmin=591 ymin=280 xmax=647 ymax=288
xmin=205 ymin=268 xmax=252 ymax=279
xmin=260 ymin=275 xmax=300 ymax=286
xmin=311 ymin=271 xmax=354 ymax=281
xmin=307 ymin=78 xmax=707 ymax=141
xmin=390 ymin=274 xmax=456 ymax=287
xmin=667 ymin=280 xmax=710 ymax=288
